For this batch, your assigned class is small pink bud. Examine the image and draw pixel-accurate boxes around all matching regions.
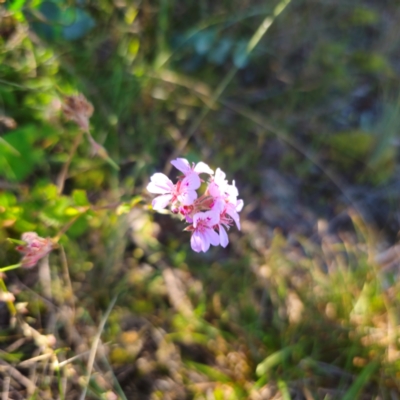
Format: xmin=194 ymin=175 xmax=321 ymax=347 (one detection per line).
xmin=16 ymin=232 xmax=54 ymax=268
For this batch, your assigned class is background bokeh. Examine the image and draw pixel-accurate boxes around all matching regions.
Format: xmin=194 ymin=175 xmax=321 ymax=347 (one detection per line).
xmin=2 ymin=0 xmax=400 ymax=398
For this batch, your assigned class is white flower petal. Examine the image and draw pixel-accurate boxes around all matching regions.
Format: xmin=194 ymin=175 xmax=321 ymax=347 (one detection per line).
xmin=181 ymin=173 xmax=201 ymax=190
xmin=226 ymin=181 xmax=239 ymax=198
xmin=152 ymin=194 xmax=173 ymax=210
xmin=178 ymin=189 xmax=197 ymax=206
xmin=207 ymin=228 xmax=220 ymax=247
xmin=147 ymin=173 xmax=174 ymax=194
xmin=171 ymin=158 xmax=191 ymax=174
xmin=208 ymin=182 xmax=222 ymax=198
xmin=236 ymin=199 xmax=244 ymax=212
xmin=226 ymin=205 xmax=241 ymax=230
xmin=212 ymin=198 xmax=225 ymax=214
xmin=203 ymin=210 xmax=220 ymax=226
xmin=191 ymin=231 xmax=203 ymax=252
xmin=199 ymin=231 xmax=211 ymax=252
xmin=219 ymin=225 xmax=229 ymax=248
xmin=194 ymin=162 xmax=214 ymax=175
xmin=147 ymin=182 xmax=169 ymax=194
xmin=214 ymin=168 xmax=227 ymax=186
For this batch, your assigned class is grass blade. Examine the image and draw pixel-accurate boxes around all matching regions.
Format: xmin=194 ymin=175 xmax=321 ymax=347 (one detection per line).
xmin=342 ymin=362 xmax=379 ymax=400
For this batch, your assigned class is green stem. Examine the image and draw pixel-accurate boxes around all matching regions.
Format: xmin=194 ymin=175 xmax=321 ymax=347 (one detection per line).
xmin=0 ymin=263 xmax=22 ymax=273
xmin=0 ymin=278 xmax=16 ymax=316
xmin=7 ymin=238 xmax=25 ymax=245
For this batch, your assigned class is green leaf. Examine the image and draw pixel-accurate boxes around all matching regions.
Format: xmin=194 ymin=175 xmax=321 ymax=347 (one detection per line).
xmin=186 ymin=361 xmax=231 ymax=383
xmin=256 ymin=346 xmax=296 ymax=376
xmin=66 ymin=214 xmax=89 ymax=238
xmin=32 ymin=183 xmax=59 ymax=201
xmin=13 ymin=219 xmax=37 ymax=233
xmin=0 ymin=192 xmax=17 ymax=207
xmin=350 ymin=7 xmax=379 ymax=26
xmin=351 ymin=51 xmax=393 ymax=76
xmin=72 ymin=190 xmax=90 ymax=206
xmin=0 ymin=125 xmax=56 ymax=182
xmin=62 ymin=8 xmax=95 ymax=41
xmin=8 ymin=0 xmax=27 ymax=12
xmin=0 ymin=138 xmax=20 ymax=156
xmin=278 ymin=380 xmax=291 ymax=400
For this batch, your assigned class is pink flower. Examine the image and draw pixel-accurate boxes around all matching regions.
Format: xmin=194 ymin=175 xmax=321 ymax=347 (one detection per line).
xmin=171 ymin=158 xmax=214 ymax=187
xmin=212 ymin=198 xmax=242 ymax=248
xmin=225 ymin=201 xmax=242 ymax=230
xmin=16 ymin=232 xmax=53 ymax=268
xmin=224 ymin=182 xmax=243 ymax=230
xmin=209 ymin=170 xmax=243 ymax=232
xmin=190 ymin=210 xmax=220 ymax=252
xmin=208 ymin=168 xmax=238 ymax=200
xmin=147 ymin=172 xmax=199 ymax=210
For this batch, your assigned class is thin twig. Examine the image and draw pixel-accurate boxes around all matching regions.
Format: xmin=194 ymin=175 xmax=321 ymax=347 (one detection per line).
xmin=0 ymin=359 xmax=37 ymax=395
xmin=59 ymin=245 xmax=75 ymax=310
xmin=55 ymin=341 xmax=111 ymax=369
xmin=57 ymin=350 xmax=92 ymax=369
xmin=99 ymin=347 xmax=129 ymax=400
xmin=18 ymin=353 xmax=53 ymax=368
xmin=38 ymin=255 xmax=52 ymax=300
xmin=57 ymin=130 xmax=85 ymax=195
xmin=79 ymin=295 xmax=118 ymax=400
xmin=4 ymin=338 xmax=25 ymax=353
xmin=1 ymin=376 xmax=10 ymax=400
xmin=61 ymin=370 xmax=68 ymax=400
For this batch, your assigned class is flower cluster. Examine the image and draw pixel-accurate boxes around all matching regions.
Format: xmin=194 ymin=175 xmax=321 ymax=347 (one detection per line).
xmin=147 ymin=158 xmax=243 ymax=252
